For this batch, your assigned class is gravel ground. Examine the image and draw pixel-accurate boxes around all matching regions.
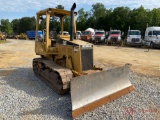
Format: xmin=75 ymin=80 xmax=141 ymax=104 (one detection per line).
xmin=1 ymin=64 xmax=160 ymax=120
xmin=0 ymin=40 xmax=160 ymax=120
xmin=0 ymin=66 xmax=72 ymax=120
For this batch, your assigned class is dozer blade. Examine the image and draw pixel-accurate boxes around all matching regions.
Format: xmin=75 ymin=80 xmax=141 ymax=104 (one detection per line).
xmin=71 ymin=65 xmax=134 ymax=118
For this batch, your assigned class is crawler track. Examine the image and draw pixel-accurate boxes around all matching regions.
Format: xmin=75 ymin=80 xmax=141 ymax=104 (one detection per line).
xmin=33 ymin=58 xmax=73 ymax=94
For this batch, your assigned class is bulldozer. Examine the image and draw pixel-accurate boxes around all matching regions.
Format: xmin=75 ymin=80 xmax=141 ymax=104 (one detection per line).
xmin=33 ymin=3 xmax=134 ymax=118
xmin=16 ymin=33 xmax=27 ymax=40
xmin=0 ymin=32 xmax=6 ymax=40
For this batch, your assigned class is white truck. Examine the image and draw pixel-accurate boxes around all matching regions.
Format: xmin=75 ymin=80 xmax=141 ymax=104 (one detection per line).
xmin=76 ymin=31 xmax=82 ymax=39
xmin=92 ymin=30 xmax=105 ymax=43
xmin=126 ymin=30 xmax=142 ymax=46
xmin=106 ymin=30 xmax=122 ymax=45
xmin=59 ymin=31 xmax=69 ymax=35
xmin=144 ymin=26 xmax=160 ymax=48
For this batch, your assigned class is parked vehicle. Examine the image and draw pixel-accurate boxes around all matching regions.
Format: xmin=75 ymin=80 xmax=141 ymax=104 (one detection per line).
xmin=106 ymin=30 xmax=122 ymax=45
xmin=33 ymin=4 xmax=134 ymax=118
xmin=81 ymin=28 xmax=95 ymax=42
xmin=76 ymin=30 xmax=81 ymax=39
xmin=92 ymin=30 xmax=105 ymax=43
xmin=0 ymin=32 xmax=6 ymax=40
xmin=144 ymin=26 xmax=160 ymax=48
xmin=126 ymin=30 xmax=142 ymax=46
xmin=6 ymin=33 xmax=17 ymax=39
xmin=15 ymin=33 xmax=27 ymax=40
xmin=59 ymin=31 xmax=70 ymax=35
xmin=26 ymin=30 xmax=42 ymax=40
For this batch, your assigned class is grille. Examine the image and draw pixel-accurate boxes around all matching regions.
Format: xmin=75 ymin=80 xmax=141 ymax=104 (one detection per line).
xmin=132 ymin=38 xmax=140 ymax=42
xmin=111 ymin=37 xmax=118 ymax=40
xmin=95 ymin=36 xmax=101 ymax=38
xmin=81 ymin=36 xmax=87 ymax=41
xmin=85 ymin=36 xmax=87 ymax=40
xmin=95 ymin=36 xmax=101 ymax=40
xmin=81 ymin=48 xmax=93 ymax=71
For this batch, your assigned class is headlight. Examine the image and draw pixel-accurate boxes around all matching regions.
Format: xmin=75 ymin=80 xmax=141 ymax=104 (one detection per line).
xmin=118 ymin=37 xmax=121 ymax=40
xmin=101 ymin=36 xmax=105 ymax=38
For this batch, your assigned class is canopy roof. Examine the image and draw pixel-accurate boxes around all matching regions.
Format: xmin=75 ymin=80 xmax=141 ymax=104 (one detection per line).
xmin=36 ymin=8 xmax=77 ymax=17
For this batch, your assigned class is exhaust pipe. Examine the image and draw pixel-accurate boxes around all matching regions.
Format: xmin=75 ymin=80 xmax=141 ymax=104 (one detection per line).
xmin=70 ymin=3 xmax=76 ymax=41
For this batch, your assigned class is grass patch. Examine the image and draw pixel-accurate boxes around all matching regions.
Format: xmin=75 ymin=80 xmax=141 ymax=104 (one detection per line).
xmin=0 ymin=40 xmax=8 ymax=44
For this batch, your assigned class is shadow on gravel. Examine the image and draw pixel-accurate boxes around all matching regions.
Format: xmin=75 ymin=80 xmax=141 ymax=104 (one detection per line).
xmin=0 ymin=67 xmax=72 ymax=120
xmin=1 ymin=67 xmax=160 ymax=120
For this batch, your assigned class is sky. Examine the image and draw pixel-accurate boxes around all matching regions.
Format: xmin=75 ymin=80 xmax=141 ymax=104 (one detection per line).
xmin=0 ymin=0 xmax=160 ymax=22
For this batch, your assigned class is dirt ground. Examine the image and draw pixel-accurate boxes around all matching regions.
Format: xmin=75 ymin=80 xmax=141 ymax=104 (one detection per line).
xmin=94 ymin=45 xmax=160 ymax=77
xmin=0 ymin=39 xmax=37 ymax=68
xmin=0 ymin=39 xmax=160 ymax=77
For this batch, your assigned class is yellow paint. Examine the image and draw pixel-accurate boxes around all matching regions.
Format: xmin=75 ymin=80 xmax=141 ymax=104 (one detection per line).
xmin=35 ymin=6 xmax=93 ymax=75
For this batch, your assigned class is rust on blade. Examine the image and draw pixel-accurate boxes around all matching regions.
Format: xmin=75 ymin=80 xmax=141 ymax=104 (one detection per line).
xmin=72 ymin=85 xmax=134 ymax=118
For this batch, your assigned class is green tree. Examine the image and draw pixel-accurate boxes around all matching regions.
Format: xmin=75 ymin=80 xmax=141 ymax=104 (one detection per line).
xmin=39 ymin=18 xmax=46 ymax=31
xmin=91 ymin=3 xmax=107 ymax=29
xmin=56 ymin=5 xmax=64 ymax=9
xmin=96 ymin=8 xmax=112 ymax=31
xmin=77 ymin=8 xmax=89 ymax=30
xmin=18 ymin=17 xmax=36 ymax=33
xmin=130 ymin=6 xmax=148 ymax=35
xmin=91 ymin=3 xmax=106 ymax=20
xmin=63 ymin=17 xmax=70 ymax=32
xmin=107 ymin=7 xmax=130 ymax=33
xmin=151 ymin=8 xmax=160 ymax=26
xmin=7 ymin=3 xmax=160 ymax=36
xmin=0 ymin=19 xmax=12 ymax=33
xmin=11 ymin=19 xmax=20 ymax=34
xmin=49 ymin=5 xmax=64 ymax=32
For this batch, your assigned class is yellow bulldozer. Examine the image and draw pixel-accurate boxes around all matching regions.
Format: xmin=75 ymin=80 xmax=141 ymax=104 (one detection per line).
xmin=33 ymin=3 xmax=134 ymax=118
xmin=15 ymin=33 xmax=27 ymax=40
xmin=0 ymin=32 xmax=6 ymax=40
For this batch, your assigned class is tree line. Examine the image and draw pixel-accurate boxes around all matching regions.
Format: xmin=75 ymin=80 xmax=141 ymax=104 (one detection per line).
xmin=0 ymin=3 xmax=160 ymax=36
